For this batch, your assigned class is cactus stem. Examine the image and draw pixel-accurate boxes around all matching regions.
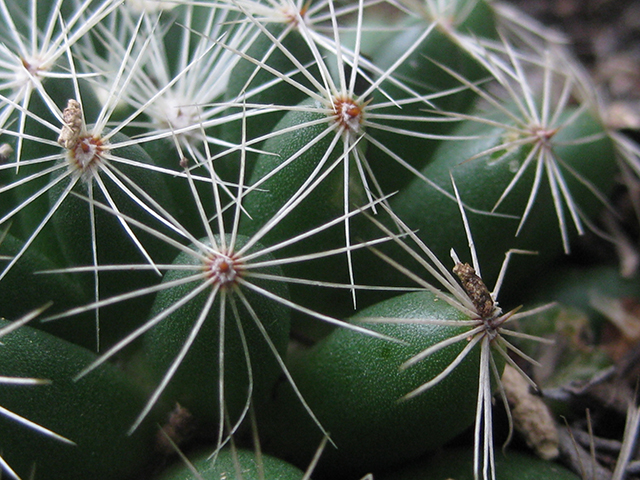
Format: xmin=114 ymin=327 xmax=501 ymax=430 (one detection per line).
xmin=361 ymin=177 xmax=555 ymax=480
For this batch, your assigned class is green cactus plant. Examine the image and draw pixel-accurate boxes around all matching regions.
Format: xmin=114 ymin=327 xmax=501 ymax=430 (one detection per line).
xmin=1 ymin=0 xmax=638 ymax=479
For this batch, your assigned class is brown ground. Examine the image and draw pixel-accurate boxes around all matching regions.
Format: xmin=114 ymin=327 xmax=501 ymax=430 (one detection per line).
xmin=507 ymin=0 xmax=640 ymax=130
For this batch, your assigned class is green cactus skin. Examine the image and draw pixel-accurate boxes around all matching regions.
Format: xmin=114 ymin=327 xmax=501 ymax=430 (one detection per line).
xmin=372 ymin=1 xmax=498 ymax=104
xmin=239 ymin=98 xmax=368 ymax=324
xmin=218 ymin=23 xmax=319 ymax=183
xmin=0 ymin=232 xmax=97 ymax=347
xmin=365 ymin=0 xmax=499 ymax=195
xmin=224 ymin=23 xmax=317 ymax=118
xmin=138 ymin=137 xmax=217 ymax=242
xmin=353 ymin=105 xmax=617 ymax=309
xmin=259 ymin=291 xmax=487 ymax=478
xmin=240 ymin=99 xmax=367 ymax=240
xmin=156 ymin=447 xmax=305 ymax=480
xmin=140 ymin=234 xmax=291 ymax=433
xmin=48 ymin=130 xmax=178 ymax=270
xmin=240 ymin=104 xmax=352 ymax=234
xmin=376 ymin=447 xmax=581 ymax=480
xmin=0 ymin=319 xmax=158 ymax=480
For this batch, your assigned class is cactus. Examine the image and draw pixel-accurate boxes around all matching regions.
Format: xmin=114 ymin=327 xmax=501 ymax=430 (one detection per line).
xmin=0 ymin=0 xmax=638 ymax=479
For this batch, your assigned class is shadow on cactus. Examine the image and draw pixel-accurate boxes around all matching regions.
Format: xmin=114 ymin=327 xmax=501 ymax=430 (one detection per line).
xmin=0 ymin=304 xmax=163 ymax=480
xmin=0 ymin=305 xmax=74 ymax=480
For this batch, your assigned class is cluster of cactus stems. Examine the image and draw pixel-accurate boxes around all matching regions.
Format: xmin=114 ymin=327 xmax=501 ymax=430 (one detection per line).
xmin=1 ymin=0 xmax=639 ymax=479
